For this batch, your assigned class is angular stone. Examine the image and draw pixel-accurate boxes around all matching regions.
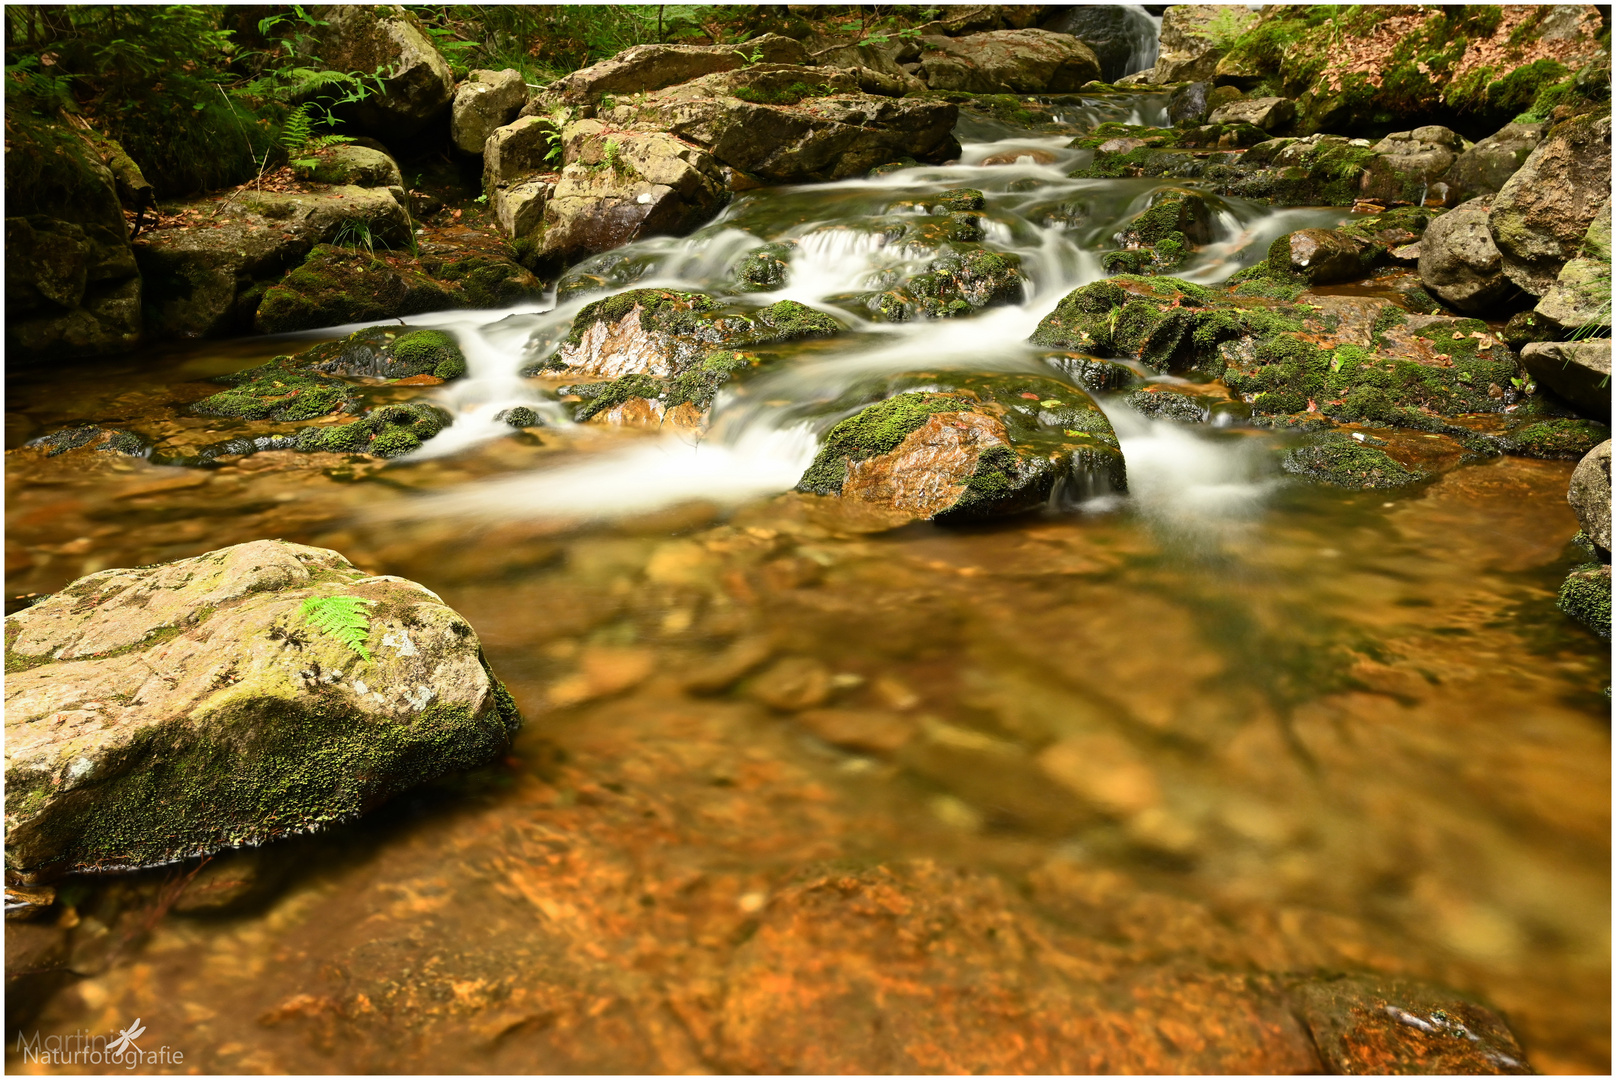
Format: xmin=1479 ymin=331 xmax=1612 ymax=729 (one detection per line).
xmin=311 ymin=4 xmax=455 ymax=142
xmin=1207 ymin=96 xmax=1294 ymax=133
xmin=1447 ymin=121 xmax=1547 ymax=201
xmin=547 ymin=35 xmax=805 ymax=105
xmin=1360 ymin=127 xmax=1462 ymax=205
xmin=451 ymin=68 xmax=528 ymax=154
xmin=1269 ymin=228 xmax=1370 ymax=285
xmin=1418 ymin=197 xmax=1509 ymax=314
xmin=1491 ymin=112 xmax=1612 ymax=296
xmin=483 ymin=115 xmax=561 ymax=193
xmin=915 ymin=28 xmax=1101 ymax=93
xmin=1568 ymin=440 xmax=1612 ymax=552
xmin=493 ymin=180 xmax=550 ymax=242
xmin=1150 ymin=3 xmax=1255 ymax=83
xmin=1536 ymin=198 xmax=1612 ymax=329
xmin=1520 ymin=340 xmax=1612 ymax=422
xmin=4 ymin=540 xmax=521 ymax=880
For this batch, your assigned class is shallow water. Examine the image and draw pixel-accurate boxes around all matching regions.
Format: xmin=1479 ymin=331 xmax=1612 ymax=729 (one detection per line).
xmin=6 ymin=97 xmax=1610 ymax=1073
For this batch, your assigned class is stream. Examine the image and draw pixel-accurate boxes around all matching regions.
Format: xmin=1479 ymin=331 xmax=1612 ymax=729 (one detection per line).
xmin=6 ymin=92 xmax=1610 ymax=1073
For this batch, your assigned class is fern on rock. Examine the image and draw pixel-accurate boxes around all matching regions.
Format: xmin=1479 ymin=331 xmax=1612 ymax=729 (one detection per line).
xmin=300 ymin=595 xmax=374 ymax=661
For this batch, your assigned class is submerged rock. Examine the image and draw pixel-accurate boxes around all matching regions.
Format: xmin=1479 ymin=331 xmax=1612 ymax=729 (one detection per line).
xmin=795 ymin=372 xmax=1126 ymax=523
xmin=4 ymin=540 xmax=521 ymax=879
xmin=1282 ymin=431 xmax=1426 ymax=490
xmin=1559 ymin=562 xmax=1612 ymax=638
xmin=561 ymin=350 xmax=757 ymax=428
xmin=293 ymin=325 xmax=469 ymax=382
xmin=20 ymin=426 xmax=148 ymax=459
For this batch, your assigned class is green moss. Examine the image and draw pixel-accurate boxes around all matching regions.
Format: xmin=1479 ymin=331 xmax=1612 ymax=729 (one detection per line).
xmin=736 ymin=243 xmax=793 ymax=291
xmin=751 ymin=299 xmax=841 ymax=342
xmin=192 ymin=364 xmax=356 ymax=422
xmin=1282 ymin=431 xmax=1425 ymax=489
xmin=1371 ymin=305 xmax=1409 ymax=345
xmin=935 ymin=188 xmax=986 ymax=213
xmin=732 ymin=80 xmax=823 ymax=106
xmin=1558 ymin=562 xmax=1611 ymax=638
xmin=391 ymin=329 xmax=468 ymax=381
xmin=564 ymin=373 xmax=666 ymax=422
xmin=796 ymin=392 xmax=961 ymax=495
xmin=564 ymin=288 xmax=721 ymax=349
xmin=1506 ymin=418 xmax=1612 ymax=460
xmin=306 ymin=402 xmax=451 ymax=457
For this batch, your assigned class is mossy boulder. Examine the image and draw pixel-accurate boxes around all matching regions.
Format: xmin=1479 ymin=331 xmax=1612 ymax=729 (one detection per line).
xmin=296 ymin=403 xmax=453 ymax=459
xmin=293 ymin=326 xmax=469 ymax=382
xmin=1029 ymin=276 xmax=1242 ymax=372
xmin=735 ymin=242 xmax=794 ymax=291
xmin=561 ymin=350 xmax=757 ymax=427
xmin=3 ymin=540 xmax=521 ymax=879
xmin=1102 ymin=189 xmax=1216 ymax=276
xmin=1281 ymin=431 xmax=1426 ymax=489
xmin=537 ymin=289 xmax=839 ymax=378
xmin=1501 ymin=418 xmax=1611 ymax=461
xmin=1558 ymin=562 xmax=1611 ymax=639
xmin=795 ymin=372 xmax=1126 ymax=523
xmin=20 ymin=426 xmax=149 ymax=459
xmin=191 ymin=363 xmax=360 ymax=422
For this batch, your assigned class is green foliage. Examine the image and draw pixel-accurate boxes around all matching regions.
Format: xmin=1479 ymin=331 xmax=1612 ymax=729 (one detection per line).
xmin=299 ymin=595 xmax=375 ymax=662
xmin=732 ymin=81 xmax=824 ymax=106
xmin=280 ymin=101 xmax=355 ymax=168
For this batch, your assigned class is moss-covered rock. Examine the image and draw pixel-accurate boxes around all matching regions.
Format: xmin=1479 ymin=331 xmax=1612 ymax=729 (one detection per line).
xmin=1282 ymin=431 xmax=1426 ymax=489
xmin=1558 ymin=562 xmax=1611 ymax=639
xmin=292 ymin=326 xmax=469 ymax=382
xmin=297 ymin=402 xmax=453 ymax=458
xmin=192 ymin=363 xmax=360 ymax=422
xmin=796 ymin=372 xmax=1126 ymax=523
xmin=4 ymin=540 xmax=521 ymax=878
xmin=735 ymin=242 xmax=794 ymax=291
xmin=1030 ymin=275 xmax=1251 ymax=372
xmin=20 ymin=425 xmax=149 ymax=459
xmin=562 ymin=350 xmax=757 ymax=424
xmin=1501 ymin=418 xmax=1612 ymax=460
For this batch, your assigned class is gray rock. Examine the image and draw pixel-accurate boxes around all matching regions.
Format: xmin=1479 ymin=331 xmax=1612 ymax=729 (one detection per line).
xmin=301 ymin=144 xmax=404 ymax=189
xmin=1417 ymin=197 xmax=1509 ymax=314
xmin=1491 ymin=112 xmax=1612 ymax=296
xmin=3 ymin=540 xmax=522 ymax=880
xmin=1447 ymin=121 xmax=1547 ymax=201
xmin=1208 ymin=96 xmax=1295 ymax=133
xmin=1360 ymin=126 xmax=1462 ymax=205
xmin=1268 ymin=228 xmax=1369 ymax=285
xmin=1536 ymin=198 xmax=1612 ymax=329
xmin=1520 ymin=340 xmax=1612 ymax=422
xmin=914 ymin=28 xmax=1101 ymax=93
xmin=1568 ymin=440 xmax=1612 ymax=553
xmin=493 ymin=180 xmax=551 ymax=242
xmin=451 ymin=68 xmax=528 ymax=155
xmin=312 ymin=5 xmax=455 ymax=142
xmin=547 ymin=35 xmax=805 ymax=105
xmin=1150 ymin=4 xmax=1255 ymax=83
xmin=483 ymin=115 xmax=561 ymax=193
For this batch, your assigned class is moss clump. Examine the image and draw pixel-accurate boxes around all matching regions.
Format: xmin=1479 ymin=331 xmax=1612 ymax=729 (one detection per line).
xmin=751 ymin=299 xmax=841 ymax=343
xmin=494 ymin=406 xmax=540 ymax=428
xmin=391 ymin=329 xmax=468 ymax=380
xmin=736 ymin=243 xmax=793 ymax=291
xmin=1031 ymin=277 xmax=1219 ymax=371
xmin=192 ymin=364 xmax=357 ymax=422
xmin=564 ymin=351 xmax=757 ymax=422
xmin=1505 ymin=418 xmax=1612 ymax=460
xmin=564 ymin=373 xmax=666 ymax=422
xmin=24 ymin=425 xmax=149 ymax=458
xmin=298 ymin=402 xmax=452 ymax=458
xmin=1282 ymin=431 xmax=1425 ymax=489
xmin=1558 ymin=562 xmax=1611 ymax=639
xmin=565 ymin=288 xmax=722 ymax=349
xmin=935 ymin=188 xmax=986 ymax=213
xmin=797 ymin=392 xmax=961 ymax=495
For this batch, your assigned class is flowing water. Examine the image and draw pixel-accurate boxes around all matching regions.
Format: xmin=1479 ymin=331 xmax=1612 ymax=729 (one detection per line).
xmin=6 ymin=96 xmax=1610 ymax=1073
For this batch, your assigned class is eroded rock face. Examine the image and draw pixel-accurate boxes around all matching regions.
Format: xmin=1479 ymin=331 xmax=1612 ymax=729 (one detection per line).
xmin=1269 ymin=228 xmax=1371 ymax=286
xmin=1288 ymin=975 xmax=1531 ymax=1074
xmin=451 ymin=68 xmax=528 ymax=155
xmin=796 ymin=374 xmax=1126 ymax=523
xmin=914 ymin=28 xmax=1101 ymax=93
xmin=312 ymin=4 xmax=455 ymax=142
xmin=1568 ymin=441 xmax=1612 ymax=553
xmin=1419 ymin=197 xmax=1509 ymax=314
xmin=4 ymin=540 xmax=521 ymax=880
xmin=1041 ymin=5 xmax=1157 ymax=83
xmin=1152 ymin=4 xmax=1256 ymax=83
xmin=1207 ymin=96 xmax=1294 ymax=133
xmin=1490 ymin=112 xmax=1612 ymax=296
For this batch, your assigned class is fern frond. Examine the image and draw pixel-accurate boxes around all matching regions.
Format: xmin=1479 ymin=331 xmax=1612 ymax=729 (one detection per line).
xmin=300 ymin=595 xmax=374 ymax=661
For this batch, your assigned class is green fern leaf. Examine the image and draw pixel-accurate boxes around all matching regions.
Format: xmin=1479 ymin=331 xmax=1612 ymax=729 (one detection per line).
xmin=300 ymin=595 xmax=374 ymax=661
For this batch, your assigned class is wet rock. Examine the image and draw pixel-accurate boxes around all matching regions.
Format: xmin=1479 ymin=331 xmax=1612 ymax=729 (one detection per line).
xmin=915 ymin=29 xmax=1101 ymax=93
xmin=544 ymin=35 xmax=805 ymax=106
xmin=292 ymin=325 xmax=469 ymax=381
xmin=796 ymin=372 xmax=1126 ymax=523
xmin=4 ymin=539 xmax=522 ymax=879
xmin=1151 ymin=4 xmax=1255 ymax=83
xmin=1268 ymin=228 xmax=1371 ymax=286
xmin=1490 ymin=112 xmax=1612 ymax=297
xmin=903 ymin=719 xmax=1093 ymax=833
xmin=1287 ymin=973 xmax=1531 ymax=1074
xmin=1103 ymin=188 xmax=1216 ymax=276
xmin=1568 ymin=441 xmax=1612 ymax=553
xmin=1535 ymin=197 xmax=1612 ymax=331
xmin=297 ymin=145 xmax=404 ymax=189
xmin=191 ymin=362 xmax=359 ymax=422
xmin=1418 ymin=197 xmax=1509 ymax=314
xmin=1359 ymin=126 xmax=1463 ymax=206
xmin=530 ymin=122 xmax=726 ymax=268
xmin=1499 ymin=417 xmax=1611 ymax=462
xmin=1126 ymin=387 xmax=1210 ymax=424
xmin=562 ymin=350 xmax=756 ymax=428
xmin=605 ymin=67 xmax=959 ymax=183
xmin=493 ymin=406 xmax=541 ymax=429
xmin=171 ymin=848 xmax=294 ymax=915
xmin=868 ymin=246 xmax=1028 ymax=321
xmin=450 ymin=68 xmax=528 ymax=155
xmin=1446 ymin=121 xmax=1547 ymax=202
xmin=312 ymin=4 xmax=454 ymax=142
xmin=1166 ymin=81 xmax=1213 ymax=125
xmin=1520 ymin=340 xmax=1612 ymax=423
xmin=735 ymin=242 xmax=793 ymax=291
xmin=1559 ymin=562 xmax=1611 ymax=638
xmin=747 ymin=656 xmax=832 ymax=712
xmin=793 ymin=708 xmax=914 ymax=756
xmin=5 ymin=919 xmax=71 ymax=1032
xmin=1282 ymin=431 xmax=1426 ymax=490
xmin=5 ymin=116 xmax=143 ymax=360
xmin=21 ymin=426 xmax=148 ymax=459
xmin=1031 ymin=276 xmax=1221 ymax=371
xmin=1207 ymin=96 xmax=1294 ymax=134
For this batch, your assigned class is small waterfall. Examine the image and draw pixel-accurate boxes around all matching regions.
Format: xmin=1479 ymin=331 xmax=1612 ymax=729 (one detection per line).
xmin=1120 ymin=5 xmax=1162 ymax=78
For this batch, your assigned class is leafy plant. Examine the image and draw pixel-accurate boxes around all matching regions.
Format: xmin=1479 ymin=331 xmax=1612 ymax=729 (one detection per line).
xmin=734 ymin=45 xmax=764 ymax=64
xmin=300 ymin=595 xmax=374 ymax=661
xmin=280 ymin=101 xmax=355 ymax=169
xmin=603 ymin=136 xmax=627 ymax=174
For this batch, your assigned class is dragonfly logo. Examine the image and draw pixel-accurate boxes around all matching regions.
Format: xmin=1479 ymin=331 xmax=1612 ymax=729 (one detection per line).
xmin=15 ymin=1017 xmax=184 ymax=1068
xmin=108 ymin=1019 xmax=145 ymax=1057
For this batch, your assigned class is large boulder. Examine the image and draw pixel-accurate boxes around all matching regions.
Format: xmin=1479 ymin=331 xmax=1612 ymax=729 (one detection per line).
xmin=1536 ymin=197 xmax=1612 ymax=330
xmin=1267 ymin=228 xmax=1371 ymax=286
xmin=1490 ymin=112 xmax=1612 ymax=296
xmin=312 ymin=4 xmax=455 ymax=143
xmin=1038 ymin=6 xmax=1158 ymax=83
xmin=450 ymin=68 xmax=528 ymax=155
xmin=1359 ymin=126 xmax=1464 ymax=205
xmin=483 ymin=115 xmax=561 ymax=194
xmin=529 ymin=123 xmax=726 ymax=268
xmin=1418 ymin=197 xmax=1510 ymax=315
xmin=1446 ymin=121 xmax=1548 ymax=202
xmin=795 ymin=373 xmax=1126 ymax=523
xmin=1207 ymin=96 xmax=1294 ymax=133
xmin=297 ymin=144 xmax=404 ymax=189
xmin=135 ymin=185 xmax=412 ymax=339
xmin=914 ymin=28 xmax=1101 ymax=93
xmin=605 ymin=68 xmax=959 ymax=183
xmin=1152 ymin=4 xmax=1255 ymax=83
xmin=5 ymin=117 xmax=143 ymax=361
xmin=1520 ymin=340 xmax=1612 ymax=422
xmin=3 ymin=540 xmax=521 ymax=880
xmin=1568 ymin=440 xmax=1612 ymax=553
xmin=545 ymin=35 xmax=806 ymax=105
